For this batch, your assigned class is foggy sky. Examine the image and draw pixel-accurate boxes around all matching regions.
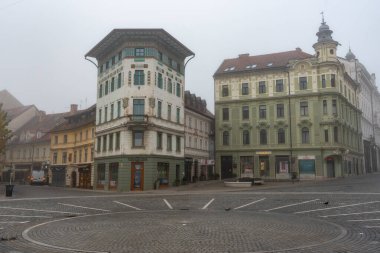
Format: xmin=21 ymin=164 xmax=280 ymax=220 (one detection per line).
xmin=1 ymin=0 xmax=379 ymax=114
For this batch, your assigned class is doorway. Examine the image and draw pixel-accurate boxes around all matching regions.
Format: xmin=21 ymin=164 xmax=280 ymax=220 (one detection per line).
xmin=71 ymin=171 xmax=77 ymax=187
xmin=131 ymin=162 xmax=144 ymax=191
xmin=221 ymin=156 xmax=233 ymax=179
xmin=259 ymin=156 xmax=269 ymax=177
xmin=327 ymin=158 xmax=335 ymax=178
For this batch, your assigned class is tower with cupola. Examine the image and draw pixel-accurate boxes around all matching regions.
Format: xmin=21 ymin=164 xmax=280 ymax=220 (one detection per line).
xmin=313 ymin=13 xmax=339 ymax=62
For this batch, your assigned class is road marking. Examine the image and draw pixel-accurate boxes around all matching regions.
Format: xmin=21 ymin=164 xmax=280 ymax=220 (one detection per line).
xmin=348 ymin=218 xmax=380 ymax=222
xmin=234 ymin=198 xmax=266 ymax=210
xmin=294 ymin=201 xmax=380 ymax=214
xmin=113 ymin=201 xmax=142 ymax=211
xmin=201 ymin=198 xmax=215 ymax=210
xmin=365 ymin=226 xmax=380 ymax=228
xmin=58 ymin=203 xmax=110 ymax=212
xmin=0 ymin=214 xmax=51 ymax=218
xmin=0 ymin=207 xmax=85 ymax=215
xmin=320 ymin=210 xmax=380 ymax=218
xmin=0 ymin=221 xmax=29 ymax=224
xmin=264 ymin=199 xmax=319 ymax=212
xmin=163 ymin=199 xmax=173 ymax=210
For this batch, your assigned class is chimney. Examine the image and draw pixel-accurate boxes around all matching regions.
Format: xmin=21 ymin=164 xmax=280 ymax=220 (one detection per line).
xmin=70 ymin=104 xmax=78 ymax=113
xmin=239 ymin=53 xmax=249 ymax=58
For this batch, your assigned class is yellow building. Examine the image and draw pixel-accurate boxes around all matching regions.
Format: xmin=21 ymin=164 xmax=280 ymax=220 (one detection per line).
xmin=49 ymin=105 xmax=95 ymax=188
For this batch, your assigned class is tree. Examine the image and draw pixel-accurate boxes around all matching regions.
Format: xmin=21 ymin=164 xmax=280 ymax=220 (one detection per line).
xmin=0 ymin=103 xmax=11 ymax=155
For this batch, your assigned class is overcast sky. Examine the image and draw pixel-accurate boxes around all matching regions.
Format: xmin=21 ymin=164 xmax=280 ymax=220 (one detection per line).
xmin=0 ymin=0 xmax=379 ymax=113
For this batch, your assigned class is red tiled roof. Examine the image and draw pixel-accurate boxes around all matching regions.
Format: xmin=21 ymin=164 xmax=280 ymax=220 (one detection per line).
xmin=214 ymin=49 xmax=313 ymax=76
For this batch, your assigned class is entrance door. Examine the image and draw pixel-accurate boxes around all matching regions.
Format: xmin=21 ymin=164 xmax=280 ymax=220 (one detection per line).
xmin=221 ymin=156 xmax=233 ymax=179
xmin=71 ymin=171 xmax=77 ymax=187
xmin=131 ymin=162 xmax=144 ymax=191
xmin=259 ymin=156 xmax=269 ymax=177
xmin=327 ymin=159 xmax=335 ymax=178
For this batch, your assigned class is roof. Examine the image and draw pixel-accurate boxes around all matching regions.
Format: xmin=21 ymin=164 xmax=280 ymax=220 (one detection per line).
xmin=184 ymin=90 xmax=214 ymax=120
xmin=0 ymin=89 xmax=23 ymax=110
xmin=85 ymin=29 xmax=194 ymax=60
xmin=214 ymin=49 xmax=313 ymax=77
xmin=50 ymin=105 xmax=96 ymax=133
xmin=4 ymin=105 xmax=35 ymax=121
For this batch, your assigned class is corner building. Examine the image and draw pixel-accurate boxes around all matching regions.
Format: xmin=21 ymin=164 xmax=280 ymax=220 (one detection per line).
xmin=86 ymin=29 xmax=194 ymax=191
xmin=214 ymin=20 xmax=363 ymax=180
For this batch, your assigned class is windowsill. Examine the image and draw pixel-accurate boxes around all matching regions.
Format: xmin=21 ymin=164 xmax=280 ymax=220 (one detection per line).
xmin=132 ymin=146 xmax=145 ymax=149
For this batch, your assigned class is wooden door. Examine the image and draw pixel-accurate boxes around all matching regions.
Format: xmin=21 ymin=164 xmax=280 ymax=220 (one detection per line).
xmin=131 ymin=162 xmax=144 ymax=191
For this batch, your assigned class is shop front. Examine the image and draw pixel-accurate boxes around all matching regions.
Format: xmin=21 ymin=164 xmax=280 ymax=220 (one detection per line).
xmin=275 ymin=156 xmax=290 ymax=179
xmin=78 ymin=165 xmax=92 ymax=189
xmin=298 ymin=155 xmax=316 ymax=179
xmin=50 ymin=167 xmax=66 ymax=187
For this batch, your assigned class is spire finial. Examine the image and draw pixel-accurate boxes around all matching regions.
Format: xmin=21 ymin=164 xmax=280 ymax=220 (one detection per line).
xmin=321 ymin=11 xmax=325 ymax=24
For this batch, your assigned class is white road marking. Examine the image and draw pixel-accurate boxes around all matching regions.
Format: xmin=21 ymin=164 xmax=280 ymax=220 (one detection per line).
xmin=201 ymin=198 xmax=215 ymax=210
xmin=294 ymin=201 xmax=380 ymax=214
xmin=58 ymin=203 xmax=110 ymax=212
xmin=234 ymin=198 xmax=266 ymax=210
xmin=0 ymin=206 xmax=85 ymax=215
xmin=0 ymin=227 xmax=3 ymax=230
xmin=365 ymin=226 xmax=380 ymax=228
xmin=320 ymin=210 xmax=380 ymax=218
xmin=163 ymin=199 xmax=173 ymax=210
xmin=264 ymin=199 xmax=319 ymax=212
xmin=348 ymin=218 xmax=380 ymax=222
xmin=113 ymin=201 xmax=142 ymax=211
xmin=0 ymin=214 xmax=51 ymax=218
xmin=0 ymin=221 xmax=29 ymax=224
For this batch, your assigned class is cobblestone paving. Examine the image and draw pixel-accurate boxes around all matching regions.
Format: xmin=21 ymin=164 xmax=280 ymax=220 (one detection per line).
xmin=0 ymin=174 xmax=379 ymax=252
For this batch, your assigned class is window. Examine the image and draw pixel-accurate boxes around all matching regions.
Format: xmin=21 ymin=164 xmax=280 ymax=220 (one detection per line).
xmin=278 ymin=128 xmax=285 ymax=144
xmin=276 ymin=79 xmax=284 ymax=92
xmin=97 ymin=136 xmax=101 ymax=152
xmin=259 ymin=81 xmax=266 ymax=94
xmin=54 ymin=135 xmax=58 ymax=144
xmin=158 ymin=51 xmax=163 ymax=61
xmin=222 ymin=131 xmax=229 ymax=145
xmin=110 ymin=103 xmax=114 ymax=120
xmin=241 ymin=83 xmax=249 ymax=95
xmin=331 ymin=74 xmax=336 ymax=87
xmin=157 ymin=100 xmax=162 ymax=118
xmin=222 ymin=85 xmax=229 ymax=97
xmin=277 ymin=104 xmax=284 ymax=118
xmin=332 ymin=99 xmax=337 ymax=114
xmin=133 ymin=131 xmax=144 ymax=147
xmin=117 ymin=73 xmax=122 ymax=88
xmin=118 ymin=51 xmax=122 ymax=61
xmin=91 ymin=148 xmax=94 ymax=161
xmin=259 ymin=105 xmax=266 ymax=119
xmin=176 ymin=136 xmax=181 ymax=152
xmin=109 ymin=133 xmax=113 ymax=151
xmin=157 ymin=73 xmax=163 ymax=88
xmin=84 ymin=148 xmax=88 ymax=162
xmin=222 ymin=108 xmax=229 ymax=121
xmin=176 ymin=108 xmax=180 ymax=123
xmin=334 ymin=126 xmax=338 ymax=143
xmin=117 ymin=101 xmax=121 ymax=118
xmin=243 ymin=130 xmax=250 ymax=145
xmin=167 ymin=104 xmax=172 ymax=121
xmin=105 ymin=81 xmax=109 ymax=95
xmin=260 ymin=129 xmax=267 ymax=145
xmin=321 ymin=75 xmax=326 ymax=88
xmin=115 ymin=132 xmax=120 ymax=150
xmin=167 ymin=134 xmax=172 ymax=151
xmin=300 ymin=101 xmax=308 ymax=116
xmin=135 ymin=48 xmax=145 ymax=57
xmin=99 ymin=84 xmax=103 ymax=98
xmin=324 ymin=129 xmax=329 ymax=142
xmin=74 ymin=150 xmax=77 ymax=163
xmin=167 ymin=78 xmax=173 ymax=93
xmin=301 ymin=127 xmax=310 ymax=144
xmin=102 ymin=135 xmax=107 ymax=151
xmin=133 ymin=99 xmax=145 ymax=121
xmin=242 ymin=106 xmax=249 ymax=120
xmin=98 ymin=109 xmax=102 ymax=124
xmin=299 ymin=77 xmax=307 ymax=90
xmin=53 ymin=152 xmax=58 ymax=164
xmin=63 ymin=135 xmax=67 ymax=144
xmin=176 ymin=83 xmax=181 ymax=97
xmin=323 ymin=100 xmax=327 ymax=114
xmin=79 ymin=149 xmax=82 ymax=163
xmin=111 ymin=56 xmax=115 ymax=65
xmin=111 ymin=77 xmax=115 ymax=92
xmin=157 ymin=132 xmax=162 ymax=149
xmin=134 ymin=70 xmax=145 ymax=85
xmin=104 ymin=106 xmax=108 ymax=122
xmin=62 ymin=152 xmax=67 ymax=164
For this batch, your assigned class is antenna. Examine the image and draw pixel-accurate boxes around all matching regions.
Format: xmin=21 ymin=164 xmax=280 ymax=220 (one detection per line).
xmin=320 ymin=11 xmax=325 ymax=24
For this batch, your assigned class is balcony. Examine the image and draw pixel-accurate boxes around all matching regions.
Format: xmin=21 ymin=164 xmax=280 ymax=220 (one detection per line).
xmin=125 ymin=114 xmax=150 ymax=129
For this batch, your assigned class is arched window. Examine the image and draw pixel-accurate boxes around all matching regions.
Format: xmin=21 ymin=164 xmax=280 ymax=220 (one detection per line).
xmin=301 ymin=127 xmax=310 ymax=144
xmin=260 ymin=129 xmax=267 ymax=145
xmin=243 ymin=130 xmax=250 ymax=145
xmin=223 ymin=131 xmax=229 ymax=146
xmin=278 ymin=128 xmax=285 ymax=144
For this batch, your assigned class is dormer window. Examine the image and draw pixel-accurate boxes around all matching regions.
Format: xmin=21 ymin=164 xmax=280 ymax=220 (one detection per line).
xmin=267 ymin=63 xmax=273 ymax=67
xmin=330 ymin=49 xmax=334 ymax=55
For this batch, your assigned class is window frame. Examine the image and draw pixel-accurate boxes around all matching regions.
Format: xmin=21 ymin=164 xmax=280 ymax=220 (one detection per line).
xmin=299 ymin=76 xmax=307 ymax=90
xmin=241 ymin=83 xmax=249 ymax=95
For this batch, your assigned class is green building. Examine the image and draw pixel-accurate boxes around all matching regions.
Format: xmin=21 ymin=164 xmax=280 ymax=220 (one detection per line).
xmin=214 ymin=20 xmax=363 ymax=180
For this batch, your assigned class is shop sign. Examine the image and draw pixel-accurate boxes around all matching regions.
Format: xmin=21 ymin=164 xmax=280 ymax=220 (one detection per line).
xmin=298 ymin=155 xmax=315 ymax=160
xmin=256 ymin=151 xmax=272 ymax=155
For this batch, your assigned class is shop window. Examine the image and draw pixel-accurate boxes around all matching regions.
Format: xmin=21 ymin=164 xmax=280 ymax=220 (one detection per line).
xmin=157 ymin=162 xmax=169 ymax=187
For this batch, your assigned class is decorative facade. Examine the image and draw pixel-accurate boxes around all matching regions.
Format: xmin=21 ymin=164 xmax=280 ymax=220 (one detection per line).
xmin=214 ymin=20 xmax=363 ymax=180
xmin=49 ymin=104 xmax=95 ymax=188
xmin=184 ymin=91 xmax=215 ymax=182
xmin=86 ymin=29 xmax=194 ymax=191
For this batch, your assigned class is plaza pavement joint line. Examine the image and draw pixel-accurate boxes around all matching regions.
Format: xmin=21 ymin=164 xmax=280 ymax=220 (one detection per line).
xmin=264 ymin=198 xmax=319 ymax=212
xmin=163 ymin=199 xmax=173 ymax=209
xmin=320 ymin=210 xmax=380 ymax=218
xmin=58 ymin=203 xmax=111 ymax=212
xmin=201 ymin=198 xmax=215 ymax=209
xmin=0 ymin=214 xmax=52 ymax=218
xmin=0 ymin=221 xmax=29 ymax=224
xmin=234 ymin=198 xmax=266 ymax=210
xmin=0 ymin=206 xmax=85 ymax=215
xmin=295 ymin=200 xmax=380 ymax=214
xmin=113 ymin=201 xmax=143 ymax=211
xmin=347 ymin=218 xmax=380 ymax=222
